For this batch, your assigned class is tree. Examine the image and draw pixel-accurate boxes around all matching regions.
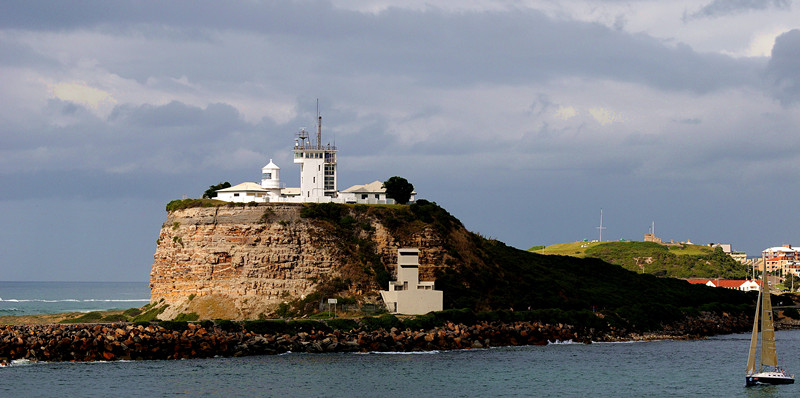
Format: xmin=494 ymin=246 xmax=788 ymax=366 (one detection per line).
xmin=382 ymin=176 xmax=414 ymax=204
xmin=203 ymin=182 xmax=231 ymax=199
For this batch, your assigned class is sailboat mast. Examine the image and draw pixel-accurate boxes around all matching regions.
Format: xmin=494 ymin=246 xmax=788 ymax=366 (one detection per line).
xmin=761 ymin=252 xmax=778 ymax=368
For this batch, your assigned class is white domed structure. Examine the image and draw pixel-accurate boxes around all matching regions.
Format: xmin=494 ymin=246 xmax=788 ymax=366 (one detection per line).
xmin=261 ymin=159 xmax=280 ymax=189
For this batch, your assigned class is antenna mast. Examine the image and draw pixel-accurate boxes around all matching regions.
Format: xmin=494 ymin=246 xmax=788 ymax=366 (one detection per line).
xmin=596 ymin=208 xmax=606 ymax=242
xmin=316 ymin=99 xmax=322 ymax=150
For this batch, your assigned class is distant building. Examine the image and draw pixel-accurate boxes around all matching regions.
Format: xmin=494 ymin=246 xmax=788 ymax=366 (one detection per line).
xmin=380 ymin=248 xmax=443 ymax=315
xmin=686 ymin=279 xmax=760 ymax=292
xmin=644 ymin=233 xmax=661 ymax=244
xmin=216 ymin=111 xmax=415 ymax=204
xmin=710 ymin=243 xmax=748 ymax=263
xmin=761 ymin=245 xmax=800 ymax=277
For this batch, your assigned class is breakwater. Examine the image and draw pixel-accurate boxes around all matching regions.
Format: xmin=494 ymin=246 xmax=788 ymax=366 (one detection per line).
xmin=0 ymin=312 xmax=751 ymax=363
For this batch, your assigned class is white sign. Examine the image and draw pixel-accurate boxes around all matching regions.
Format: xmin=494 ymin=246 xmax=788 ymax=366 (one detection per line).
xmin=328 ymin=298 xmax=337 ymax=304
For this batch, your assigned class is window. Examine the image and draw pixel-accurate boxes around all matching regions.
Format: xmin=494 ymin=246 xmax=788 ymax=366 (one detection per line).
xmin=403 ymin=281 xmax=408 ymax=291
xmin=374 ymin=194 xmax=379 ymax=199
xmin=262 ymin=172 xmax=271 ymax=180
xmin=361 ymin=194 xmax=368 ymax=199
xmin=233 ymin=193 xmax=239 ymax=197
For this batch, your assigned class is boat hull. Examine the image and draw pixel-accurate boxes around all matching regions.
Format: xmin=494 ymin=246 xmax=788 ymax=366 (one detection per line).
xmin=746 ymin=372 xmax=795 ymax=386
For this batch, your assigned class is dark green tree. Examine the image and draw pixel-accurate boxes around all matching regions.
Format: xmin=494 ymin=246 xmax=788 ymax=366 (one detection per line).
xmin=382 ymin=176 xmax=414 ymax=204
xmin=203 ymin=182 xmax=231 ymax=199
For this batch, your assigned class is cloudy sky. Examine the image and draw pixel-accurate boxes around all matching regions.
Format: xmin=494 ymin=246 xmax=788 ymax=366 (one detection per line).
xmin=2 ymin=0 xmax=800 ymax=281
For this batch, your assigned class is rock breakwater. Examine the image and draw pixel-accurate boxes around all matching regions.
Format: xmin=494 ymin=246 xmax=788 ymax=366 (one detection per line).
xmin=0 ymin=312 xmax=751 ymax=363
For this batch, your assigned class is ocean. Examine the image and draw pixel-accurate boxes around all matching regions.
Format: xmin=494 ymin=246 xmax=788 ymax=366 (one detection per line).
xmin=0 ymin=281 xmax=150 ymax=316
xmin=2 ymin=282 xmax=799 ymax=397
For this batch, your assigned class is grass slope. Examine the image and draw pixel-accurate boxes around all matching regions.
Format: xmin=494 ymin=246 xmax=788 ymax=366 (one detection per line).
xmin=530 ymin=241 xmax=748 ymax=279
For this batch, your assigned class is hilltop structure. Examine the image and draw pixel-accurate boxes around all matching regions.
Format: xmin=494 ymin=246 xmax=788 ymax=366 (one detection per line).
xmin=216 ymin=111 xmax=415 ymax=204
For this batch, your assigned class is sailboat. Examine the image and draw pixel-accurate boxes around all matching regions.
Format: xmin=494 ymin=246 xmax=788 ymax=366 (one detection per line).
xmin=745 ymin=254 xmax=795 ymax=386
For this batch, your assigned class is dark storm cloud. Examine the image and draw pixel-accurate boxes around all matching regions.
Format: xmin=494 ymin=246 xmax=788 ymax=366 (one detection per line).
xmin=685 ymin=0 xmax=791 ymax=20
xmin=765 ymin=29 xmax=800 ymax=105
xmin=0 ymin=1 xmax=761 ymax=94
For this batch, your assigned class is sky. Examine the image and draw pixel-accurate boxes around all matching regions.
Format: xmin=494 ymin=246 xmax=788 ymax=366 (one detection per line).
xmin=2 ymin=0 xmax=800 ymax=281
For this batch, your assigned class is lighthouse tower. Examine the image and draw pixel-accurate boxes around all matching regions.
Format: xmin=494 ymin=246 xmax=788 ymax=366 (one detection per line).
xmin=261 ymin=159 xmax=282 ymax=199
xmin=293 ymin=110 xmax=337 ymax=201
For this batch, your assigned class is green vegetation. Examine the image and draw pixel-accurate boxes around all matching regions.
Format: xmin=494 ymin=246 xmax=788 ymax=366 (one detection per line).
xmin=159 ymin=320 xmax=189 ymax=331
xmin=174 ymin=312 xmax=199 ymax=322
xmin=60 ymin=311 xmax=103 ymax=323
xmin=530 ymin=241 xmax=748 ymax=279
xmin=132 ymin=303 xmax=168 ymax=323
xmin=382 ymin=176 xmax=414 ymax=204
xmin=203 ymin=182 xmax=231 ymax=199
xmin=582 ymin=242 xmax=748 ymax=278
xmin=259 ymin=208 xmax=276 ymax=223
xmin=166 ymin=198 xmax=226 ymax=212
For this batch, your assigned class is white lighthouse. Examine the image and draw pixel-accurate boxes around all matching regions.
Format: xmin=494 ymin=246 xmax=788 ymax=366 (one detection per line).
xmin=293 ymin=112 xmax=337 ymax=201
xmin=261 ymin=159 xmax=282 ymax=200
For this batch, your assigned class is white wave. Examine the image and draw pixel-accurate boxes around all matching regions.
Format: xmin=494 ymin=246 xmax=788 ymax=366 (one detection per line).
xmin=548 ymin=339 xmax=576 ymax=345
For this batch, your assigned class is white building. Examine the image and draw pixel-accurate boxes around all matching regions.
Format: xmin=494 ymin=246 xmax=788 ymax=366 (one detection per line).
xmin=216 ymin=112 xmax=414 ymax=205
xmin=340 ymin=180 xmax=416 ymax=204
xmin=380 ymin=248 xmax=443 ymax=315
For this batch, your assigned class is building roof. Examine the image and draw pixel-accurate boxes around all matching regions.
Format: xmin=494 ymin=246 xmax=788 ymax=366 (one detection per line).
xmin=685 ymin=279 xmax=761 ymax=288
xmin=764 ymin=246 xmax=798 ymax=253
xmin=262 ymin=159 xmax=280 ymax=170
xmin=217 ymin=182 xmax=268 ymax=192
xmin=341 ymin=180 xmax=385 ymax=193
xmin=342 ymin=180 xmax=417 ymax=195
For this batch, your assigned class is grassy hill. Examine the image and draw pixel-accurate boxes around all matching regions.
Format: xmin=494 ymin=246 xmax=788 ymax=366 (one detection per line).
xmin=529 ymin=241 xmax=749 ymax=279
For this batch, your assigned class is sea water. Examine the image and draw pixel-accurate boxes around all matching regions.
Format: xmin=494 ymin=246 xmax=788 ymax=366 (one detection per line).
xmin=3 ymin=331 xmax=800 ymax=397
xmin=0 ymin=281 xmax=150 ymax=315
xmin=2 ymin=282 xmax=799 ymax=397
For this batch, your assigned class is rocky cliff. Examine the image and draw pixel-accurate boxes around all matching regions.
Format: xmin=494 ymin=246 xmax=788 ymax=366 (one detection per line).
xmin=150 ymin=202 xmax=468 ymax=320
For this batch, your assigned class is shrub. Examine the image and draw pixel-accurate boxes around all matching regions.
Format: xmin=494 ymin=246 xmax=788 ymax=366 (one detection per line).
xmin=215 ymin=319 xmax=241 ymax=332
xmin=360 ymin=314 xmax=401 ymax=331
xmin=401 ymin=313 xmax=440 ymax=331
xmin=287 ymin=320 xmax=332 ymax=334
xmin=199 ymin=320 xmax=214 ymax=330
xmin=133 ymin=304 xmax=168 ymax=323
xmin=159 ymin=320 xmax=189 ymax=331
xmin=123 ymin=307 xmax=143 ymax=317
xmin=166 ymin=198 xmax=224 ymax=212
xmin=174 ymin=312 xmax=199 ymax=322
xmin=243 ymin=320 xmax=292 ymax=335
xmin=102 ymin=314 xmax=129 ymax=322
xmin=60 ymin=311 xmax=103 ymax=323
xmin=325 ymin=318 xmax=359 ymax=332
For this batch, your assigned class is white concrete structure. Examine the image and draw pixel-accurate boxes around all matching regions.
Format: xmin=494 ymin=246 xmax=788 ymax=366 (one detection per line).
xmin=380 ymin=248 xmax=443 ymax=315
xmin=215 ymin=182 xmax=269 ymax=203
xmin=293 ymin=121 xmax=338 ymax=200
xmin=340 ymin=181 xmax=416 ymax=204
xmin=216 ymin=111 xmax=416 ymax=205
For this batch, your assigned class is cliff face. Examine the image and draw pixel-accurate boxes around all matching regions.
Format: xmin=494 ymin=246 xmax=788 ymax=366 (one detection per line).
xmin=150 ymin=203 xmax=463 ymax=320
